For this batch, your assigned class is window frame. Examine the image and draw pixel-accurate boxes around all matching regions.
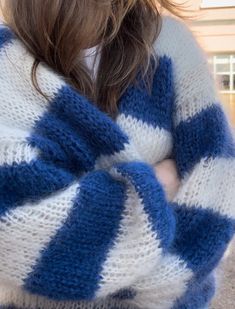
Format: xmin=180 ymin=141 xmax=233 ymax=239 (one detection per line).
xmin=211 ymin=54 xmax=235 ymax=94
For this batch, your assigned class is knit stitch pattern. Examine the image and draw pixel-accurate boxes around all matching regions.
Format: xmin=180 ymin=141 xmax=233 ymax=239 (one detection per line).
xmin=0 ymin=16 xmax=234 ymax=309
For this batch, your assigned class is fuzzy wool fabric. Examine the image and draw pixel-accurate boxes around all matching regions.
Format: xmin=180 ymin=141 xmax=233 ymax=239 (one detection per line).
xmin=0 ymin=15 xmax=234 ymax=309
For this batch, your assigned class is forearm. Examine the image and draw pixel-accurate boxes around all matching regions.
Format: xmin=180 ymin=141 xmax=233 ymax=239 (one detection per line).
xmin=0 ymin=125 xmax=175 ymax=302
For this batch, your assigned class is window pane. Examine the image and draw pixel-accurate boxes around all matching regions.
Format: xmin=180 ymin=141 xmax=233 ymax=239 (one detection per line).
xmin=215 ymin=55 xmax=230 ymax=72
xmin=217 ymin=74 xmax=230 ymax=91
xmin=216 ymin=63 xmax=230 ymax=72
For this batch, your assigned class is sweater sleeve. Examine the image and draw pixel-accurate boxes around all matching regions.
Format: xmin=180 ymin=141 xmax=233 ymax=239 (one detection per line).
xmin=0 ymin=120 xmax=130 ymax=302
xmin=0 ymin=116 xmax=175 ymax=303
xmin=126 ymin=16 xmax=235 ymax=309
xmin=170 ymin=18 xmax=235 ymax=280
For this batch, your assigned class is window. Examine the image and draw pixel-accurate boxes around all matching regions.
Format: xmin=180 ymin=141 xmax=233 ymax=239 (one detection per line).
xmin=210 ymin=54 xmax=235 ymax=93
xmin=201 ymin=0 xmax=235 ymax=8
xmin=209 ymin=54 xmax=235 ymax=126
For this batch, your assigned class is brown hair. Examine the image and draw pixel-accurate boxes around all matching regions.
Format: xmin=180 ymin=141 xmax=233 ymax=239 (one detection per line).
xmin=1 ymin=0 xmax=183 ymax=116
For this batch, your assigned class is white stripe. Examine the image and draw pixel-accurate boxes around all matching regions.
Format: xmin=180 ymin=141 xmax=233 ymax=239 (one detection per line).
xmin=129 ymin=254 xmax=193 ymax=309
xmin=0 ymin=124 xmax=39 ymax=165
xmin=0 ymin=183 xmax=79 ymax=285
xmin=96 ymin=169 xmax=163 ymax=298
xmin=95 ymin=142 xmax=142 ymax=171
xmin=174 ymin=157 xmax=235 ymax=218
xmin=117 ymin=114 xmax=173 ymax=164
xmin=95 ymin=114 xmax=172 ymax=171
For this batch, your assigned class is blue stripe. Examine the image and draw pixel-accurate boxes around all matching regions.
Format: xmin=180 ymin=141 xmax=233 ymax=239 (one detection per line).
xmin=29 ymin=113 xmax=97 ymax=174
xmin=29 ymin=85 xmax=130 ymax=175
xmin=49 ymin=85 xmax=129 ymax=157
xmin=118 ymin=56 xmax=174 ymax=131
xmin=24 ymin=170 xmax=126 ymax=301
xmin=111 ymin=288 xmax=137 ymax=300
xmin=172 ymin=273 xmax=215 ymax=309
xmin=170 ymin=203 xmax=235 ymax=280
xmin=173 ymin=104 xmax=235 ymax=176
xmin=115 ymin=161 xmax=175 ymax=250
xmin=0 ymin=160 xmax=74 ymax=216
xmin=0 ymin=26 xmax=14 ymax=50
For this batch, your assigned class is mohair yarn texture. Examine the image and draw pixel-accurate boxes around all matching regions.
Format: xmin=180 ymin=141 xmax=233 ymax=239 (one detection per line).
xmin=0 ymin=15 xmax=234 ymax=309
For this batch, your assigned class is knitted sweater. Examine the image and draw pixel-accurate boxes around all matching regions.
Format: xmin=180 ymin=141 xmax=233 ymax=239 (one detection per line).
xmin=0 ymin=15 xmax=234 ymax=309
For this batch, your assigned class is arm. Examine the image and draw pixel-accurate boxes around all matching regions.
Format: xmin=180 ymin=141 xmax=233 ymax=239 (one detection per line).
xmin=0 ymin=122 xmax=128 ymax=301
xmin=170 ymin=20 xmax=235 ymax=280
xmin=0 ymin=122 xmax=175 ymax=302
xmin=127 ymin=16 xmax=235 ymax=309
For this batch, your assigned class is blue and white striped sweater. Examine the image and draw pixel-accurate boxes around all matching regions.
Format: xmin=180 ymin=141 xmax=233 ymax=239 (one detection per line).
xmin=0 ymin=15 xmax=234 ymax=309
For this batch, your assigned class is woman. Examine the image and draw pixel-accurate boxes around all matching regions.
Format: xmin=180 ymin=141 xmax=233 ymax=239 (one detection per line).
xmin=0 ymin=1 xmax=234 ymax=309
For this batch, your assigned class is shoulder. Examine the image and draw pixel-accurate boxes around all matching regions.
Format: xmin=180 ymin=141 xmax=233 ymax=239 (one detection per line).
xmin=154 ymin=15 xmax=207 ymax=70
xmin=0 ymin=24 xmax=64 ymax=131
xmin=154 ymin=16 xmax=219 ymax=121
